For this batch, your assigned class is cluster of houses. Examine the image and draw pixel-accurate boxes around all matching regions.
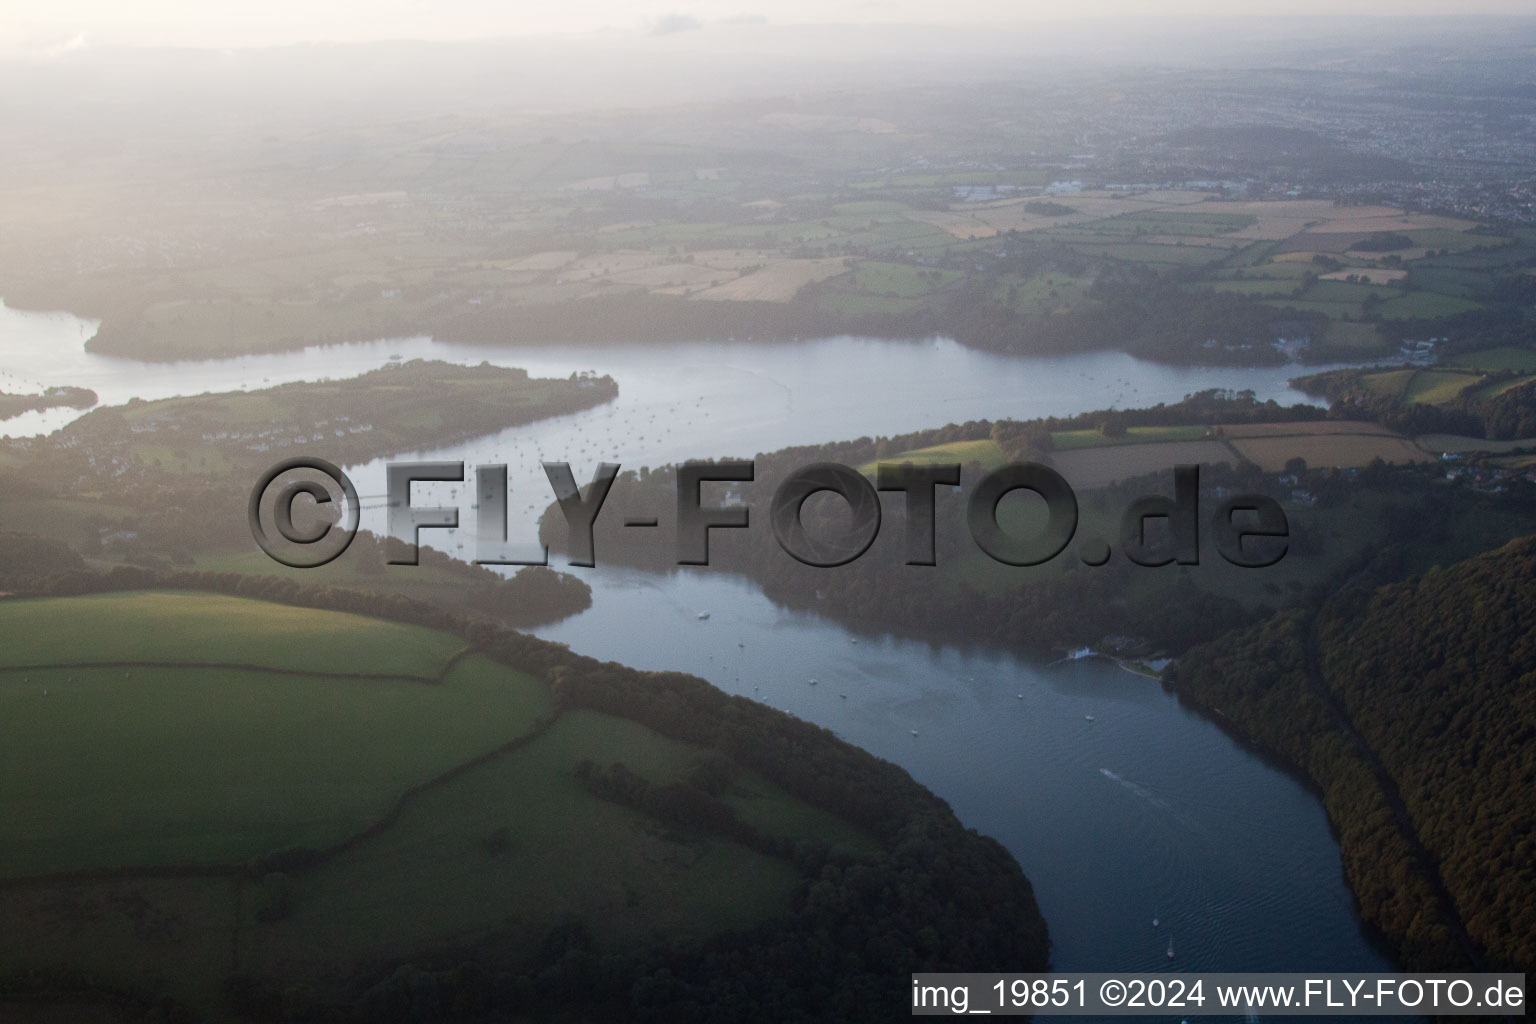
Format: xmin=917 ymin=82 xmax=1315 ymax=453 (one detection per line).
xmin=1399 ymin=337 xmax=1442 ymax=363
xmin=122 ymin=414 xmax=375 ymax=454
xmin=1440 ymin=451 xmax=1536 ymax=492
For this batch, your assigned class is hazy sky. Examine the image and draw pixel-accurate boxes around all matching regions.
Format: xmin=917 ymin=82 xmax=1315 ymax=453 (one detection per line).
xmin=4 ymin=0 xmax=1534 ymax=51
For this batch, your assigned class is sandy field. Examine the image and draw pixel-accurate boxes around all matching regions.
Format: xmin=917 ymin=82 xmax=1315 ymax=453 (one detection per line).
xmin=608 ymin=263 xmax=728 ymax=289
xmin=558 ymin=251 xmax=673 ymax=281
xmin=690 ymin=259 xmax=850 ymax=302
xmin=1050 ymin=440 xmax=1235 ymax=489
xmin=1230 ymin=435 xmax=1432 ymax=471
xmin=1218 ymin=421 xmax=1398 ymax=438
xmin=504 ymin=251 xmax=578 ymax=272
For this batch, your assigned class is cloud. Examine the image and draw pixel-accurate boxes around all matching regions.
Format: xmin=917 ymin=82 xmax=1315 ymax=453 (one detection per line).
xmin=650 ymin=12 xmax=703 ymax=35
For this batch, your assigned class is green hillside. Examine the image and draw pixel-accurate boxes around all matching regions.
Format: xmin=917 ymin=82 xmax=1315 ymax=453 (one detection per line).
xmin=0 ymin=585 xmax=1047 ymax=1021
xmin=1174 ymin=536 xmax=1536 ymax=973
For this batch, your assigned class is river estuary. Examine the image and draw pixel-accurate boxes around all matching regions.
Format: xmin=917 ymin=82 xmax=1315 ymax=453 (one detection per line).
xmin=0 ymin=300 xmax=1399 ymax=1014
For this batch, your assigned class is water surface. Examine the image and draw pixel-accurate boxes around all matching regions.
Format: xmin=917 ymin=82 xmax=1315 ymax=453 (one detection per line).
xmin=534 ymin=569 xmax=1399 ymax=989
xmin=0 ymin=298 xmax=1402 ymax=1004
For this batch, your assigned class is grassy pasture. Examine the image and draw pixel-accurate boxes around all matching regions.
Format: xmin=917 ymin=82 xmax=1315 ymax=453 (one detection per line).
xmin=1196 ymin=278 xmax=1302 ymax=297
xmin=858 ymin=428 xmax=1214 ymax=479
xmin=0 ymin=592 xmax=463 ymax=678
xmin=1403 ymin=370 xmax=1480 ymax=405
xmin=856 ymin=439 xmax=1005 ymax=476
xmin=1220 ymin=259 xmax=1315 ymax=280
xmin=1466 ymin=374 xmax=1536 ymax=403
xmin=240 ymin=711 xmax=822 ymax=982
xmin=1374 ymin=291 xmax=1483 ymax=319
xmin=1085 ymin=210 xmax=1256 ymax=237
xmin=0 ymin=590 xmax=893 ymax=1016
xmin=989 ymin=271 xmax=1094 ymax=315
xmin=848 ymin=260 xmax=958 ymax=297
xmin=1361 ymin=369 xmax=1417 ymax=401
xmin=1448 ymin=347 xmax=1536 ymax=373
xmin=0 ymin=650 xmax=551 ymax=878
xmin=1416 ymin=434 xmax=1536 ymax=454
xmin=1063 ymin=241 xmax=1225 ymax=266
xmin=1050 ymin=425 xmax=1209 ymax=449
xmin=1405 ymin=266 xmax=1493 ymax=298
xmin=1306 ymin=279 xmax=1385 ymax=305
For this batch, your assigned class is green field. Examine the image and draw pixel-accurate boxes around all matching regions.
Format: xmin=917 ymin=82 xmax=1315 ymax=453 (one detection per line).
xmin=0 ymin=591 xmax=464 ymax=677
xmin=1197 ymin=278 xmax=1303 ymax=297
xmin=857 ymin=438 xmax=1005 ymax=475
xmin=846 ymin=260 xmax=959 ymax=297
xmin=237 ymin=710 xmax=839 ymax=981
xmin=1374 ymin=291 xmax=1484 ymax=319
xmin=0 ymin=589 xmax=883 ymax=1017
xmin=1361 ymin=369 xmax=1417 ymax=401
xmin=1467 ymin=373 xmax=1536 ymax=402
xmin=1050 ymin=425 xmax=1210 ymax=450
xmin=1449 ymin=347 xmax=1536 ymax=372
xmin=857 ymin=426 xmax=1212 ymax=472
xmin=0 ymin=594 xmax=547 ymax=875
xmin=0 ymin=657 xmax=552 ymax=877
xmin=1066 ymin=241 xmax=1226 ymax=266
xmin=1403 ymin=370 xmax=1480 ymax=405
xmin=990 ymin=271 xmax=1094 ymax=314
xmin=1089 ymin=210 xmax=1256 ymax=236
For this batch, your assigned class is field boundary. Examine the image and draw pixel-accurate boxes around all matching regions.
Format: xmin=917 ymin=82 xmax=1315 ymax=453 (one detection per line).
xmin=0 ymin=659 xmax=439 ymax=686
xmin=0 ymin=709 xmax=563 ymax=893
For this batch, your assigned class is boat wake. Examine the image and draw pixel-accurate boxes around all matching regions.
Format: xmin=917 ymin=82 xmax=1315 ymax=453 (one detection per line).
xmin=1098 ymin=767 xmax=1175 ymax=814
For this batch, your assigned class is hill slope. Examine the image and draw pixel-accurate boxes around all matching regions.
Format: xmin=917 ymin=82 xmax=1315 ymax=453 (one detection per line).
xmin=1173 ymin=536 xmax=1536 ymax=972
xmin=0 ymin=583 xmax=1048 ymax=1021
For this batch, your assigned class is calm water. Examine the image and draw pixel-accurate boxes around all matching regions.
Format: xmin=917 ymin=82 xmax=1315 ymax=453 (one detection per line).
xmin=534 ymin=570 xmax=1398 ymax=992
xmin=4 ymin=296 xmax=1337 ymax=447
xmin=0 ymin=298 xmax=1402 ymax=1001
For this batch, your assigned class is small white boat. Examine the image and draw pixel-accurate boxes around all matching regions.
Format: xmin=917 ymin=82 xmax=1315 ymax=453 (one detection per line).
xmin=1166 ymin=935 xmax=1175 ymax=959
xmin=697 ymin=611 xmax=710 ymax=620
xmin=910 ymin=729 xmax=919 ymax=736
xmin=808 ymin=678 xmax=818 ymax=686
xmin=1084 ymin=714 xmax=1096 ymax=722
